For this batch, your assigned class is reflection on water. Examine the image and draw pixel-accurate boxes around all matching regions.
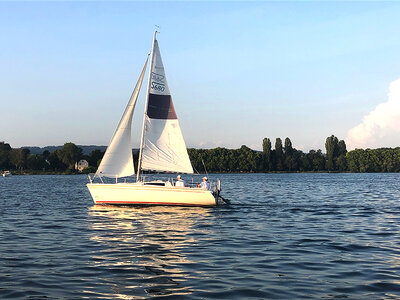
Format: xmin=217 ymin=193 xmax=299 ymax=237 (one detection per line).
xmin=87 ymin=205 xmax=212 ymax=298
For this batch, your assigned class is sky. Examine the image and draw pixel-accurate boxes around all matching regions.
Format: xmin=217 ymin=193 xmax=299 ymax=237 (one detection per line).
xmin=1 ymin=1 xmax=400 ymax=151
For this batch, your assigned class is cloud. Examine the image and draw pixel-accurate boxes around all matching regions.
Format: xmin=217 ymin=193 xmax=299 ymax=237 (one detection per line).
xmin=346 ymin=77 xmax=400 ymax=150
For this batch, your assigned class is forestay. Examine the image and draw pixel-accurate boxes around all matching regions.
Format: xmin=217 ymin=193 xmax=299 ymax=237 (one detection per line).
xmin=140 ymin=39 xmax=194 ymax=174
xmin=96 ymin=57 xmax=148 ymax=178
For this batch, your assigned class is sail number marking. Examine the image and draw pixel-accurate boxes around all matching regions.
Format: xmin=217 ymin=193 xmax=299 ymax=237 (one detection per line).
xmin=151 ymin=72 xmax=165 ymax=83
xmin=151 ymin=82 xmax=165 ymax=92
xmin=151 ymin=72 xmax=165 ymax=92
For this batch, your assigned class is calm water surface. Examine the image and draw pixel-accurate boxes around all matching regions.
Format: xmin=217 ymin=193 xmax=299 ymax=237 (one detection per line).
xmin=1 ymin=173 xmax=400 ymax=299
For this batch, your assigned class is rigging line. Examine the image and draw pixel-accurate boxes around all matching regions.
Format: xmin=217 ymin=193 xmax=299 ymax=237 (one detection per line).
xmin=192 ymin=164 xmax=200 ymax=175
xmin=137 ymin=33 xmax=156 ymax=182
xmin=201 ymin=158 xmax=209 ymax=179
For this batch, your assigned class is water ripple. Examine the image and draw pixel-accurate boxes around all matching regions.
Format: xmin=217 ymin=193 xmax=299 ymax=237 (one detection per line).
xmin=2 ymin=173 xmax=400 ymax=298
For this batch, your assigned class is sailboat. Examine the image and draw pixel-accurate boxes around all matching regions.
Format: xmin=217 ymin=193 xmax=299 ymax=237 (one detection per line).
xmin=87 ymin=32 xmax=222 ymax=207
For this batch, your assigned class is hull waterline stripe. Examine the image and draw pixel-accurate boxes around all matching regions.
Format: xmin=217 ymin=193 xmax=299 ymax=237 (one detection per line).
xmin=94 ymin=200 xmax=213 ymax=206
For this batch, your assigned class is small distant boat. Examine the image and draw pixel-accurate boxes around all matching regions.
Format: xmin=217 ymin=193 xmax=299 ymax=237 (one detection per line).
xmin=2 ymin=171 xmax=11 ymax=177
xmin=87 ymin=31 xmax=225 ymax=207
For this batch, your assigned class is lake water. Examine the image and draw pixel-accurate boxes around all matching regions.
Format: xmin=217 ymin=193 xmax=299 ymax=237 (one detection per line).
xmin=1 ymin=173 xmax=400 ymax=299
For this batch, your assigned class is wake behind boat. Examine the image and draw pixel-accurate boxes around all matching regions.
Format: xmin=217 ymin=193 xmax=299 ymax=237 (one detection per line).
xmin=87 ymin=31 xmax=224 ymax=207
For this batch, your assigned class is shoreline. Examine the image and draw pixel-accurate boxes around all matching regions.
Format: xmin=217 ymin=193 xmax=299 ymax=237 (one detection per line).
xmin=4 ymin=170 xmax=399 ymax=176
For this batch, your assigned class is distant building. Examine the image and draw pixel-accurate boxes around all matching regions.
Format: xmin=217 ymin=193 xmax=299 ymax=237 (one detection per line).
xmin=75 ymin=160 xmax=89 ymax=172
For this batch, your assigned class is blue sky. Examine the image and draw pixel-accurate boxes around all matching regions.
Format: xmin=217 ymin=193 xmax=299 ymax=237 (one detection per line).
xmin=1 ymin=1 xmax=400 ymax=151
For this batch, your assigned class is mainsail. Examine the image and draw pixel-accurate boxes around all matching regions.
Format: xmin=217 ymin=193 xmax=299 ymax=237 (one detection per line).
xmin=139 ymin=38 xmax=194 ymax=174
xmin=96 ymin=57 xmax=148 ymax=178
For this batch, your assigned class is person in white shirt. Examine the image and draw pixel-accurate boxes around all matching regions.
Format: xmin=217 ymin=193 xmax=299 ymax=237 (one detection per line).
xmin=175 ymin=175 xmax=185 ymax=187
xmin=200 ymin=177 xmax=210 ymax=190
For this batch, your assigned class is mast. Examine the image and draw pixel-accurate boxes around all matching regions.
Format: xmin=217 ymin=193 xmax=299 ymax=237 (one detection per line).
xmin=137 ymin=30 xmax=157 ymax=182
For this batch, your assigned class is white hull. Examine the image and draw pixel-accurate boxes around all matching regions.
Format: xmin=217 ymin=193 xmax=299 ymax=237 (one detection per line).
xmin=87 ymin=182 xmax=217 ymax=207
xmin=2 ymin=171 xmax=11 ymax=177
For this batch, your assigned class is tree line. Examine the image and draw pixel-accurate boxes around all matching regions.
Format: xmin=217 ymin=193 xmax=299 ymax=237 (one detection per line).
xmin=0 ymin=142 xmax=102 ymax=174
xmin=1 ymin=135 xmax=400 ymax=174
xmin=189 ymin=136 xmax=400 ymax=173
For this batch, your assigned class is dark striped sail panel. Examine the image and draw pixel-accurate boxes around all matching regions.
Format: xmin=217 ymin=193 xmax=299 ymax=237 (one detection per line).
xmin=147 ymin=93 xmax=177 ymax=119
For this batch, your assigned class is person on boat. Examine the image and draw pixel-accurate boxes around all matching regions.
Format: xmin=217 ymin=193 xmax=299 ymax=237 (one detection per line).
xmin=175 ymin=175 xmax=185 ymax=187
xmin=200 ymin=177 xmax=210 ymax=190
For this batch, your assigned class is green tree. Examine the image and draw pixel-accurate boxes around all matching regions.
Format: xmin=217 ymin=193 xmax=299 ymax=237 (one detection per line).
xmin=284 ymin=137 xmax=296 ymax=171
xmin=228 ymin=149 xmax=239 ymax=171
xmin=284 ymin=137 xmax=293 ymax=156
xmin=346 ymin=149 xmax=361 ymax=172
xmin=306 ymin=149 xmax=325 ymax=171
xmin=88 ymin=149 xmax=104 ymax=167
xmin=275 ymin=138 xmax=283 ymax=171
xmin=336 ymin=155 xmax=347 ymax=172
xmin=325 ymin=135 xmax=339 ymax=171
xmin=9 ymin=148 xmax=30 ymax=170
xmin=262 ymin=138 xmax=271 ymax=171
xmin=42 ymin=150 xmax=50 ymax=159
xmin=338 ymin=140 xmax=347 ymax=156
xmin=48 ymin=150 xmax=67 ymax=171
xmin=58 ymin=143 xmax=83 ymax=170
xmin=0 ymin=141 xmax=12 ymax=169
xmin=336 ymin=140 xmax=348 ymax=171
xmin=237 ymin=145 xmax=257 ymax=171
xmin=26 ymin=154 xmax=47 ymax=171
